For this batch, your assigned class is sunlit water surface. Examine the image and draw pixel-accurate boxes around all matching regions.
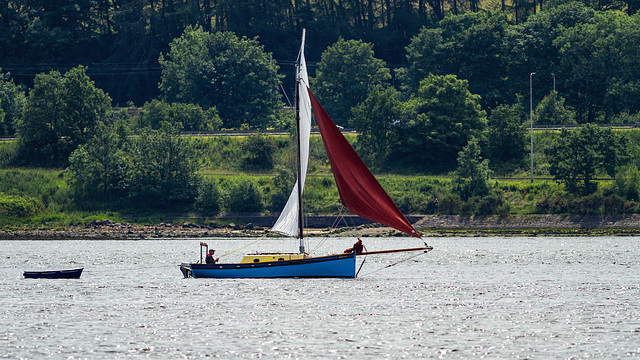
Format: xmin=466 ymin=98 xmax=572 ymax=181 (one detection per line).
xmin=1 ymin=237 xmax=639 ymax=359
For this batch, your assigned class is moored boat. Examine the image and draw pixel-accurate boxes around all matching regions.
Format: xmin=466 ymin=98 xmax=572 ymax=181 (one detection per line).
xmin=23 ymin=268 xmax=83 ymax=279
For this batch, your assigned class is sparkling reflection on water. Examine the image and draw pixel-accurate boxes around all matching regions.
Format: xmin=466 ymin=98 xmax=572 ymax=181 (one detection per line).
xmin=1 ymin=237 xmax=639 ymax=359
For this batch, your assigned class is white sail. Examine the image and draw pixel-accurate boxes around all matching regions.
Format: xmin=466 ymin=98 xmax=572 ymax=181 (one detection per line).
xmin=271 ymin=30 xmax=311 ymax=237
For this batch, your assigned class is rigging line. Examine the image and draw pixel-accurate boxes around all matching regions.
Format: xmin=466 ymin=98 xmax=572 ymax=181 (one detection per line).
xmin=359 ymin=249 xmax=432 ymax=277
xmin=309 ymin=207 xmax=350 ymax=255
xmin=308 ymin=234 xmax=332 ymax=255
xmin=330 ymin=206 xmax=350 ymax=230
xmin=219 ymin=234 xmax=268 ymax=258
xmin=82 ymin=264 xmax=175 ymax=273
xmin=280 ymin=83 xmax=292 ymax=107
xmin=355 ymin=245 xmax=368 ymax=277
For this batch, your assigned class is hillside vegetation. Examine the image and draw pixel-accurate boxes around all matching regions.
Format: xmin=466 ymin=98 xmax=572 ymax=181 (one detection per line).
xmin=1 ymin=127 xmax=640 ymax=229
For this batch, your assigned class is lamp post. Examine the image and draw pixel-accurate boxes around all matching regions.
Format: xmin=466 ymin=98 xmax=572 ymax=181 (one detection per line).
xmin=551 ymin=73 xmax=556 ymax=92
xmin=530 ymin=72 xmax=535 ymax=183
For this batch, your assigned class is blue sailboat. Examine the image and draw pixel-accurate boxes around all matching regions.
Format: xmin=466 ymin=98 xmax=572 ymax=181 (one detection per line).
xmin=180 ymin=30 xmax=431 ymax=279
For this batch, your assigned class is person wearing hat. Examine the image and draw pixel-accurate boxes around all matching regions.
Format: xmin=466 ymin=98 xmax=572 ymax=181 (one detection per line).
xmin=205 ymin=249 xmax=219 ymax=264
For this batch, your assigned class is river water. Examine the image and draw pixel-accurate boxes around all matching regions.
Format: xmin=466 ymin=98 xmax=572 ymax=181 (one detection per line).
xmin=1 ymin=237 xmax=639 ymax=359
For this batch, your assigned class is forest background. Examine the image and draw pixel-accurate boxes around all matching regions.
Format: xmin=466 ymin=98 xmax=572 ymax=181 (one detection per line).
xmin=2 ymin=0 xmax=640 ymax=229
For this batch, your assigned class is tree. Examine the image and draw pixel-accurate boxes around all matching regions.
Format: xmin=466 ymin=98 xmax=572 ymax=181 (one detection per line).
xmin=486 ymin=102 xmax=528 ymax=169
xmin=535 ymin=91 xmax=576 ymax=126
xmin=614 ymin=164 xmax=640 ymax=201
xmin=0 ymin=70 xmax=26 ymax=136
xmin=390 ymin=74 xmax=486 ymax=170
xmin=554 ymin=10 xmax=640 ymax=122
xmin=547 ymin=123 xmax=625 ymax=195
xmin=159 ymin=26 xmax=283 ymax=129
xmin=136 ymin=100 xmax=222 ymax=131
xmin=399 ymin=11 xmax=510 ymax=109
xmin=67 ymin=121 xmax=130 ymax=203
xmin=16 ymin=66 xmax=111 ymax=165
xmin=504 ymin=2 xmax=595 ymax=104
xmin=313 ymin=38 xmax=391 ymax=127
xmin=351 ymin=86 xmax=402 ymax=166
xmin=127 ymin=123 xmax=202 ymax=206
xmin=452 ymin=137 xmax=492 ymax=200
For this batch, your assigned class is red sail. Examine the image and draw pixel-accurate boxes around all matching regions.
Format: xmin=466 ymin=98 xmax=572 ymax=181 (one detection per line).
xmin=308 ymin=88 xmax=421 ymax=239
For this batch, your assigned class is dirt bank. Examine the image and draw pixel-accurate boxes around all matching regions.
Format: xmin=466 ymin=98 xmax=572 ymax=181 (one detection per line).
xmin=2 ymin=214 xmax=640 ymax=240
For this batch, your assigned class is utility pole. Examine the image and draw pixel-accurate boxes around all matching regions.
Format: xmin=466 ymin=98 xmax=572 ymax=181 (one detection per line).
xmin=530 ymin=72 xmax=536 ymax=183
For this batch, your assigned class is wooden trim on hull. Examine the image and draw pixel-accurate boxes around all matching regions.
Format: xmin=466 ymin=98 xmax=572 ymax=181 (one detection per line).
xmin=189 ymin=253 xmax=356 ymax=278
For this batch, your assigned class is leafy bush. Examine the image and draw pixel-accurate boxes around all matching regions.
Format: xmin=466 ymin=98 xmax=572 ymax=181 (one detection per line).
xmin=136 ymin=100 xmax=222 ymax=131
xmin=241 ymin=134 xmax=276 ymax=171
xmin=195 ymin=177 xmax=221 ymax=214
xmin=0 ymin=192 xmax=45 ymax=216
xmin=264 ymin=165 xmax=294 ymax=212
xmin=222 ymin=176 xmax=264 ymax=213
xmin=439 ymin=193 xmax=463 ymax=215
xmin=614 ymin=165 xmax=640 ymax=201
xmin=0 ymin=141 xmax=17 ymax=168
xmin=469 ymin=193 xmax=504 ymax=215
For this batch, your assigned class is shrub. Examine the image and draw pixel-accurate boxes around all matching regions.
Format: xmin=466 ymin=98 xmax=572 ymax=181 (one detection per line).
xmin=471 ymin=193 xmax=504 ymax=215
xmin=439 ymin=193 xmax=463 ymax=215
xmin=264 ymin=165 xmax=294 ymax=212
xmin=0 ymin=192 xmax=45 ymax=216
xmin=241 ymin=134 xmax=276 ymax=171
xmin=222 ymin=176 xmax=264 ymax=213
xmin=602 ymin=194 xmax=626 ymax=214
xmin=614 ymin=165 xmax=640 ymax=201
xmin=195 ymin=177 xmax=221 ymax=214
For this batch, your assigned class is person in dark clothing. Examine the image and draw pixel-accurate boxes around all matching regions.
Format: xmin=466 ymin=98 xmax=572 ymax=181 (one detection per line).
xmin=344 ymin=239 xmax=364 ymax=254
xmin=205 ymin=249 xmax=219 ymax=264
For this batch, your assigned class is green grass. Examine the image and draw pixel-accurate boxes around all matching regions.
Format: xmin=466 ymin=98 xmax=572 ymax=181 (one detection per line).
xmin=0 ymin=128 xmax=638 ymax=229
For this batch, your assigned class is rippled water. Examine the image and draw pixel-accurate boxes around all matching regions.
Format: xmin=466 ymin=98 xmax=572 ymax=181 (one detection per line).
xmin=1 ymin=237 xmax=639 ymax=359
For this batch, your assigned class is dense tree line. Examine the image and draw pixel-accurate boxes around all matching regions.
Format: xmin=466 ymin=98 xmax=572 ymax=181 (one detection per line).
xmin=3 ymin=1 xmax=640 ymax=136
xmin=0 ymin=0 xmax=638 ymax=106
xmin=2 ymin=0 xmax=640 ymax=218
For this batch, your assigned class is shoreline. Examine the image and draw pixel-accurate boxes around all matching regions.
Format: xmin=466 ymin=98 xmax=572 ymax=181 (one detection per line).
xmin=2 ymin=214 xmax=640 ymax=240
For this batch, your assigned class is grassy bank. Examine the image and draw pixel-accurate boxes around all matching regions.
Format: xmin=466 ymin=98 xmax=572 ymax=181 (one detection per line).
xmin=2 ymin=128 xmax=640 ymax=230
xmin=0 ymin=167 xmax=635 ymax=231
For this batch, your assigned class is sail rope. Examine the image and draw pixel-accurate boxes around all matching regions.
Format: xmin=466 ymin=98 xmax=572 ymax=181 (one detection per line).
xmin=74 ymin=264 xmax=176 ymax=273
xmin=306 ymin=207 xmax=350 ymax=255
xmin=355 ymin=245 xmax=368 ymax=277
xmin=359 ymin=248 xmax=432 ymax=277
xmin=219 ymin=234 xmax=268 ymax=258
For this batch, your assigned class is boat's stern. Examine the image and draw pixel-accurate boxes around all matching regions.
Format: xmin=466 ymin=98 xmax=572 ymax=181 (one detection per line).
xmin=179 ymin=263 xmax=192 ymax=278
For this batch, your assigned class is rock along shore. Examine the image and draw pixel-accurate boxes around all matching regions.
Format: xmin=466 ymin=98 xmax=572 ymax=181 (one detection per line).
xmin=2 ymin=214 xmax=640 ymax=240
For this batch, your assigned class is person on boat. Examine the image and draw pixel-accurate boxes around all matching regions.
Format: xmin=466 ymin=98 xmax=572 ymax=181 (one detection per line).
xmin=205 ymin=249 xmax=219 ymax=264
xmin=344 ymin=239 xmax=364 ymax=254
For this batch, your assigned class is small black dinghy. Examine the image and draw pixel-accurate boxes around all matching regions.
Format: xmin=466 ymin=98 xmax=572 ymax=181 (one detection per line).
xmin=23 ymin=268 xmax=83 ymax=279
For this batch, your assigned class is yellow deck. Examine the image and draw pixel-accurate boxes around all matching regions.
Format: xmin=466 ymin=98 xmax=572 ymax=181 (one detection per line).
xmin=240 ymin=254 xmax=307 ymax=264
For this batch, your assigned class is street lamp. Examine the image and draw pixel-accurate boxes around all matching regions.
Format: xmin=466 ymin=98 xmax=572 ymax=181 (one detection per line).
xmin=551 ymin=73 xmax=556 ymax=92
xmin=530 ymin=72 xmax=535 ymax=183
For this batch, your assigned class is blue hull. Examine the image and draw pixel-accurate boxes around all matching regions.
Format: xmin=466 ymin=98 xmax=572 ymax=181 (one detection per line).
xmin=23 ymin=268 xmax=83 ymax=279
xmin=189 ymin=253 xmax=356 ymax=278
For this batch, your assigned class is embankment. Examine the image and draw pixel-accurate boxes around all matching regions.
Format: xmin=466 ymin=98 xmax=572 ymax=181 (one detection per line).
xmin=2 ymin=214 xmax=640 ymax=240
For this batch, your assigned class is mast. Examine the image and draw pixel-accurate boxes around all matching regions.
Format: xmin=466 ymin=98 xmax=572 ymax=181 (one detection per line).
xmin=270 ymin=29 xmax=310 ymax=240
xmin=296 ymin=29 xmax=306 ymax=254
